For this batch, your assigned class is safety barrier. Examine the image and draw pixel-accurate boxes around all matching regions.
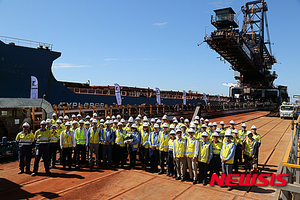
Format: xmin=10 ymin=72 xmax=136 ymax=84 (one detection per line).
xmin=274 ymin=115 xmax=300 ymax=200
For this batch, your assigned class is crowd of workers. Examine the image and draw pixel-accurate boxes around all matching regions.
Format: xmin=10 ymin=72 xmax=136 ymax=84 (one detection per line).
xmin=15 ymin=113 xmax=261 ymax=190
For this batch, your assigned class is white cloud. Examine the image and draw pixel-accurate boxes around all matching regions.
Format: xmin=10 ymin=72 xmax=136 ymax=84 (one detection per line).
xmin=208 ymin=0 xmax=235 ymax=8
xmin=53 ymin=63 xmax=91 ymax=69
xmin=104 ymin=58 xmax=120 ymax=61
xmin=152 ymin=22 xmax=169 ymax=26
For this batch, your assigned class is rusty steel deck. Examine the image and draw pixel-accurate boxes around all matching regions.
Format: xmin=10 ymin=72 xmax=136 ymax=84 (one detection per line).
xmin=0 ymin=111 xmax=292 ymax=200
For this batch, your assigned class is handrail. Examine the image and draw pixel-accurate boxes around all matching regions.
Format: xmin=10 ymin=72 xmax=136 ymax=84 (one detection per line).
xmin=0 ymin=36 xmax=53 ymax=50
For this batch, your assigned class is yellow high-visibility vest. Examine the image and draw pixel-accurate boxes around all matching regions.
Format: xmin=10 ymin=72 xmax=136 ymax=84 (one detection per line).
xmin=186 ymin=137 xmax=197 ymax=158
xmin=175 ymin=138 xmax=185 ymax=158
xmin=115 ymin=129 xmax=126 ymax=147
xmin=221 ymin=141 xmax=235 ymax=164
xmin=75 ymin=128 xmax=87 ymax=145
xmin=141 ymin=130 xmax=149 ymax=149
xmin=35 ymin=129 xmax=50 ymax=143
xmin=89 ymin=127 xmax=100 ymax=144
xmin=198 ymin=141 xmax=210 ymax=163
xmin=211 ymin=141 xmax=222 ymax=155
xmin=243 ymin=138 xmax=257 ymax=157
xmin=159 ymin=131 xmax=170 ymax=152
xmin=62 ymin=130 xmax=73 ymax=148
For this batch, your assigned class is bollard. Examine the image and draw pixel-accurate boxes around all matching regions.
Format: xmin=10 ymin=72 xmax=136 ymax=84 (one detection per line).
xmin=150 ymin=105 xmax=152 ymax=117
xmin=62 ymin=106 xmax=66 ymax=116
xmin=110 ymin=106 xmax=113 ymax=117
xmin=138 ymin=105 xmax=141 ymax=115
xmin=105 ymin=104 xmax=108 ymax=118
xmin=32 ymin=108 xmax=36 ymax=132
xmin=129 ymin=105 xmax=131 ymax=117
xmin=122 ymin=105 xmax=125 ymax=119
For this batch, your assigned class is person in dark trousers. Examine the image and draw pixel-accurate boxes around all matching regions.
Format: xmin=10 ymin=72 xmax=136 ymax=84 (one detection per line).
xmin=101 ymin=120 xmax=115 ymax=167
xmin=209 ymin=132 xmax=222 ymax=178
xmin=140 ymin=122 xmax=150 ymax=170
xmin=32 ymin=120 xmax=51 ymax=176
xmin=167 ymin=130 xmax=177 ymax=178
xmin=127 ymin=124 xmax=140 ymax=169
xmin=60 ymin=122 xmax=75 ymax=169
xmin=241 ymin=131 xmax=257 ymax=174
xmin=15 ymin=122 xmax=35 ymax=174
xmin=115 ymin=122 xmax=126 ymax=168
xmin=232 ymin=129 xmax=242 ymax=173
xmin=75 ymin=120 xmax=88 ymax=168
xmin=49 ymin=124 xmax=60 ymax=168
xmin=148 ymin=124 xmax=160 ymax=172
xmin=158 ymin=123 xmax=170 ymax=175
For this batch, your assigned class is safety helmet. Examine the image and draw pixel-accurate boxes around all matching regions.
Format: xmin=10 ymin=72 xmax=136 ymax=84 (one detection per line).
xmin=162 ymin=123 xmax=168 ymax=128
xmin=131 ymin=124 xmax=137 ymax=128
xmin=213 ymin=122 xmax=218 ymax=126
xmin=220 ymin=121 xmax=225 ymax=125
xmin=201 ymin=132 xmax=208 ymax=137
xmin=72 ymin=121 xmax=78 ymax=125
xmin=154 ymin=123 xmax=160 ymax=128
xmin=232 ymin=129 xmax=238 ymax=134
xmin=251 ymin=125 xmax=257 ymax=130
xmin=77 ymin=114 xmax=82 ymax=117
xmin=184 ymin=119 xmax=189 ymax=123
xmin=242 ymin=123 xmax=247 ymax=127
xmin=79 ymin=120 xmax=85 ymax=124
xmin=188 ymin=128 xmax=195 ymax=133
xmin=117 ymin=122 xmax=122 ymax=126
xmin=117 ymin=115 xmax=121 ymax=119
xmin=230 ymin=120 xmax=235 ymax=125
xmin=225 ymin=130 xmax=233 ymax=137
xmin=150 ymin=118 xmax=155 ymax=122
xmin=65 ymin=122 xmax=71 ymax=126
xmin=205 ymin=119 xmax=209 ymax=123
xmin=40 ymin=120 xmax=47 ymax=125
xmin=22 ymin=122 xmax=30 ymax=127
xmin=92 ymin=119 xmax=98 ymax=124
xmin=195 ymin=116 xmax=200 ymax=120
xmin=86 ymin=115 xmax=91 ymax=119
xmin=201 ymin=124 xmax=207 ymax=128
xmin=143 ymin=122 xmax=149 ymax=127
xmin=112 ymin=115 xmax=116 ymax=119
xmin=93 ymin=113 xmax=98 ymax=117
xmin=106 ymin=116 xmax=111 ymax=120
xmin=215 ymin=128 xmax=221 ymax=132
xmin=247 ymin=131 xmax=253 ymax=135
xmin=85 ymin=121 xmax=90 ymax=125
xmin=46 ymin=119 xmax=51 ymax=123
xmin=190 ymin=124 xmax=195 ymax=129
xmin=208 ymin=122 xmax=213 ymax=127
xmin=56 ymin=119 xmax=62 ymax=124
xmin=64 ymin=115 xmax=69 ymax=120
xmin=170 ymin=124 xmax=175 ymax=129
xmin=212 ymin=132 xmax=219 ymax=137
xmin=170 ymin=130 xmax=176 ymax=135
xmin=120 ymin=119 xmax=125 ymax=123
xmin=162 ymin=115 xmax=167 ymax=120
xmin=52 ymin=113 xmax=57 ymax=116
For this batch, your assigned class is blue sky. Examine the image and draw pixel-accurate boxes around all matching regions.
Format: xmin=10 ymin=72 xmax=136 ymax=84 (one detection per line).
xmin=0 ymin=0 xmax=299 ymax=100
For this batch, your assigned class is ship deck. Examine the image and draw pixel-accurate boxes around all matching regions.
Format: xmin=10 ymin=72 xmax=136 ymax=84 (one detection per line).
xmin=0 ymin=111 xmax=292 ymax=200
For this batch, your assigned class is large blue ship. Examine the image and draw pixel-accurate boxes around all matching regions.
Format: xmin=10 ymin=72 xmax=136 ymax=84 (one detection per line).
xmin=0 ymin=36 xmax=223 ymax=107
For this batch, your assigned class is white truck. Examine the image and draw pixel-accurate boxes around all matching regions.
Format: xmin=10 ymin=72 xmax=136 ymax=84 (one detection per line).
xmin=279 ymin=104 xmax=298 ymax=119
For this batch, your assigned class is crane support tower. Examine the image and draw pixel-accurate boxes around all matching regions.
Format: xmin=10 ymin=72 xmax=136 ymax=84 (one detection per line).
xmin=205 ymin=0 xmax=289 ymax=103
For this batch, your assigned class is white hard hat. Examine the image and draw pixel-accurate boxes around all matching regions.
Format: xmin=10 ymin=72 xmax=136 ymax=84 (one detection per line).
xmin=56 ymin=119 xmax=62 ymax=124
xmin=90 ymin=118 xmax=94 ymax=121
xmin=200 ymin=117 xmax=204 ymax=121
xmin=242 ymin=123 xmax=247 ymax=127
xmin=184 ymin=119 xmax=189 ymax=123
xmin=232 ymin=129 xmax=238 ymax=134
xmin=93 ymin=113 xmax=97 ymax=117
xmin=151 ymin=118 xmax=155 ymax=122
xmin=105 ymin=120 xmax=110 ymax=124
xmin=120 ymin=119 xmax=125 ymax=123
xmin=176 ymin=125 xmax=181 ymax=130
xmin=225 ymin=130 xmax=233 ymax=137
xmin=72 ymin=114 xmax=76 ymax=118
xmin=202 ymin=124 xmax=207 ymax=128
xmin=40 ymin=120 xmax=47 ymax=125
xmin=172 ymin=117 xmax=177 ymax=121
xmin=143 ymin=122 xmax=148 ymax=127
xmin=170 ymin=124 xmax=175 ymax=129
xmin=156 ymin=119 xmax=161 ymax=123
xmin=220 ymin=121 xmax=225 ymax=125
xmin=131 ymin=124 xmax=137 ymax=128
xmin=106 ymin=116 xmax=111 ymax=120
xmin=117 ymin=115 xmax=121 ymax=118
xmin=251 ymin=125 xmax=257 ymax=130
xmin=52 ymin=124 xmax=57 ymax=128
xmin=194 ymin=121 xmax=199 ymax=124
xmin=162 ymin=115 xmax=167 ymax=120
xmin=143 ymin=116 xmax=148 ymax=121
xmin=195 ymin=116 xmax=200 ymax=120
xmin=46 ymin=119 xmax=51 ymax=123
xmin=100 ymin=119 xmax=105 ymax=123
xmin=112 ymin=115 xmax=116 ymax=119
xmin=205 ymin=119 xmax=209 ymax=123
xmin=180 ymin=117 xmax=184 ymax=120
xmin=208 ymin=122 xmax=213 ymax=127
xmin=79 ymin=120 xmax=84 ymax=124
xmin=118 ymin=122 xmax=122 ymax=126
xmin=64 ymin=115 xmax=69 ymax=119
xmin=85 ymin=121 xmax=90 ymax=125
xmin=170 ymin=130 xmax=176 ymax=135
xmin=52 ymin=113 xmax=57 ymax=116
xmin=77 ymin=114 xmax=82 ymax=117
xmin=114 ymin=119 xmax=118 ymax=123
xmin=109 ymin=120 xmax=113 ymax=124
xmin=173 ymin=119 xmax=178 ymax=123
xmin=190 ymin=124 xmax=195 ymax=129
xmin=201 ymin=132 xmax=208 ymax=137
xmin=176 ymin=129 xmax=182 ymax=133
xmin=213 ymin=122 xmax=218 ymax=126
xmin=188 ymin=128 xmax=195 ymax=133
xmin=136 ymin=116 xmax=140 ymax=120
xmin=230 ymin=120 xmax=235 ymax=125
xmin=138 ymin=114 xmax=142 ymax=118
xmin=86 ymin=115 xmax=91 ymax=119
xmin=22 ymin=122 xmax=30 ymax=127
xmin=215 ymin=128 xmax=221 ymax=132
xmin=72 ymin=121 xmax=78 ymax=125
xmin=59 ymin=116 xmax=63 ymax=120
xmin=92 ymin=119 xmax=98 ymax=124
xmin=162 ymin=123 xmax=168 ymax=128
xmin=154 ymin=123 xmax=159 ymax=128
xmin=128 ymin=117 xmax=134 ymax=123
xmin=247 ymin=131 xmax=253 ymax=135
xmin=181 ymin=124 xmax=186 ymax=128
xmin=212 ymin=132 xmax=219 ymax=137
xmin=65 ymin=121 xmax=71 ymax=126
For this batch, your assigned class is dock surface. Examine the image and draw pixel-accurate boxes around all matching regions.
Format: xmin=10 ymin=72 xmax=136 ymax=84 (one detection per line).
xmin=0 ymin=111 xmax=292 ymax=200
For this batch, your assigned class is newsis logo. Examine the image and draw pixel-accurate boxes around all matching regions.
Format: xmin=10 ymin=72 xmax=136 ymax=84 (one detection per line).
xmin=210 ymin=174 xmax=288 ymax=186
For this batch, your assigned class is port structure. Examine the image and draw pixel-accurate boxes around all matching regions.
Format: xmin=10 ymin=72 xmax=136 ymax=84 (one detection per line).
xmin=205 ymin=0 xmax=277 ymax=89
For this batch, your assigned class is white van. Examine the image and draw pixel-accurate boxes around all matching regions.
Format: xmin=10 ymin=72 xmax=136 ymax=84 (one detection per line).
xmin=280 ymin=104 xmax=297 ymax=119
